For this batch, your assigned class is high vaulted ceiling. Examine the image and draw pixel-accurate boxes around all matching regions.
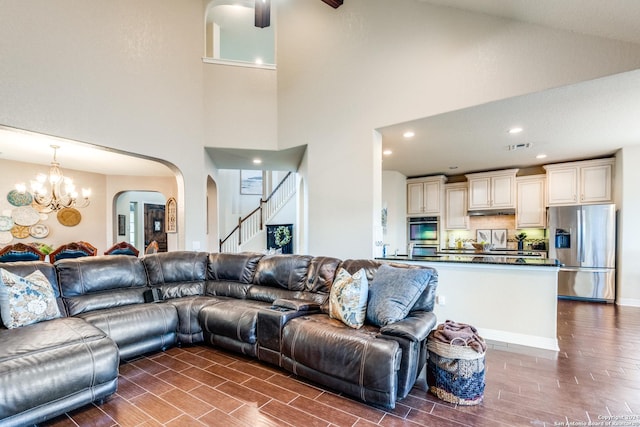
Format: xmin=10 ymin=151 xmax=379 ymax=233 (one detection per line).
xmin=2 ymin=1 xmax=640 ymax=177
xmin=379 ymin=0 xmax=640 ymax=177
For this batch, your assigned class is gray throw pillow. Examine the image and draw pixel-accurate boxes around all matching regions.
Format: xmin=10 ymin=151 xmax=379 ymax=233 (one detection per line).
xmin=366 ymin=264 xmax=432 ymax=326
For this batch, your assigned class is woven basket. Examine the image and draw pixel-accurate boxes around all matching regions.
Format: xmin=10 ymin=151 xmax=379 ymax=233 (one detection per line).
xmin=426 ymin=336 xmax=486 ymax=405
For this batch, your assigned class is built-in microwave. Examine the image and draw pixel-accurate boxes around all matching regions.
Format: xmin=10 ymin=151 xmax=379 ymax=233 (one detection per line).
xmin=407 ymin=216 xmax=439 ymax=246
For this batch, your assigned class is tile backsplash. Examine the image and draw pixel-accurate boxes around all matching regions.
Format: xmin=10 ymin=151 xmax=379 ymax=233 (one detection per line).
xmin=445 ymin=215 xmax=547 ymax=250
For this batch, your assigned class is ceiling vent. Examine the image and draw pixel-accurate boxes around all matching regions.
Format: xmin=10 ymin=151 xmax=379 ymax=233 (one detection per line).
xmin=507 ymin=142 xmax=533 ymax=151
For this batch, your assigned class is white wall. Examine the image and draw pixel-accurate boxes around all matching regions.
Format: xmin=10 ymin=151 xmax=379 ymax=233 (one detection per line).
xmin=276 ymin=0 xmax=640 ymax=259
xmin=381 ymin=171 xmax=408 ymax=256
xmin=616 ymin=146 xmax=640 ymax=306
xmin=0 ymin=0 xmax=206 ymax=250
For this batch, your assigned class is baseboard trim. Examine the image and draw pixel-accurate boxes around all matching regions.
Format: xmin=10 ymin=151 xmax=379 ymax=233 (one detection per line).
xmin=478 ymin=328 xmax=559 ymax=351
xmin=616 ymin=298 xmax=640 ymax=307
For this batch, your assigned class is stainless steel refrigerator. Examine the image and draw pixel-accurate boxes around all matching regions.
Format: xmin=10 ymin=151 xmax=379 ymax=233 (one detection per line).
xmin=548 ymin=204 xmax=616 ymax=302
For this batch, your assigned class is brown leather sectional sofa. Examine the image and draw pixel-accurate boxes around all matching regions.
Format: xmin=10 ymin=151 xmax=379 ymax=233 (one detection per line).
xmin=0 ymin=251 xmax=438 ymax=426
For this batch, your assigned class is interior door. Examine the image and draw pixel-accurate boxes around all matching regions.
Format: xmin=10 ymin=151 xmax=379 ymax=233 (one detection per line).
xmin=144 ymin=203 xmax=168 ymax=252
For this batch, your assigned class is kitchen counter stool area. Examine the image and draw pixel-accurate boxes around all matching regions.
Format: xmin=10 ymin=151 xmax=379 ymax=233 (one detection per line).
xmin=0 ymin=251 xmax=438 ymax=426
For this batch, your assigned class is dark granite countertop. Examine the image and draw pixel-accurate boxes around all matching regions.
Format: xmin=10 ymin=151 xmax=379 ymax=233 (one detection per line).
xmin=376 ymin=255 xmax=561 ymax=267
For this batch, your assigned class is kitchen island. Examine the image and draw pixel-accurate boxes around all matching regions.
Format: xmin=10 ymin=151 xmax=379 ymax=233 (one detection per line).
xmin=378 ymin=254 xmax=560 ymax=351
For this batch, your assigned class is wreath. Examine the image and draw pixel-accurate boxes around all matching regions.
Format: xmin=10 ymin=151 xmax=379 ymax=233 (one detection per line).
xmin=274 ymin=226 xmax=292 ymax=247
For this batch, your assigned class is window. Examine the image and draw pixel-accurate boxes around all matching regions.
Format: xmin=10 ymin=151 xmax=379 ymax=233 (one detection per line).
xmin=204 ymin=0 xmax=275 ymax=66
xmin=129 ymin=202 xmax=138 ymax=246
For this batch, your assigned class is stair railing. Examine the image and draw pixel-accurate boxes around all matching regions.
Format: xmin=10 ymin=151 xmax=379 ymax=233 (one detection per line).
xmin=219 ymin=172 xmax=295 ymax=253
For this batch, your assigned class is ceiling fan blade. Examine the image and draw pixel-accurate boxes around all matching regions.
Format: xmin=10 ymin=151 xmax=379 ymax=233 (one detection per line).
xmin=255 ymin=0 xmax=271 ymax=28
xmin=322 ymin=0 xmax=343 ymax=8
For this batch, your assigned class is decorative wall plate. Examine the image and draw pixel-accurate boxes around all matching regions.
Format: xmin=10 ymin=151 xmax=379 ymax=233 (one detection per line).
xmin=10 ymin=225 xmax=30 ymax=239
xmin=0 ymin=231 xmax=13 ymax=245
xmin=7 ymin=189 xmax=33 ymax=207
xmin=0 ymin=216 xmax=14 ymax=231
xmin=57 ymin=208 xmax=81 ymax=227
xmin=11 ymin=206 xmax=41 ymax=226
xmin=39 ymin=213 xmax=49 ymax=221
xmin=29 ymin=224 xmax=50 ymax=239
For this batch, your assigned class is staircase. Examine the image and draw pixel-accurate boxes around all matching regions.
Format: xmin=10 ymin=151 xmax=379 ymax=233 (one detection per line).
xmin=219 ymin=172 xmax=296 ymax=253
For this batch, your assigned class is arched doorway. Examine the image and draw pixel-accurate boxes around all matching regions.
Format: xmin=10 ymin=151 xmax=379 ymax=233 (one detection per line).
xmin=114 ymin=191 xmax=168 ymax=253
xmin=207 ymin=176 xmax=219 ymax=252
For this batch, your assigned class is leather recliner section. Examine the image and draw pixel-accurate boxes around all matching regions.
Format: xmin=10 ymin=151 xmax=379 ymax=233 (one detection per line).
xmin=0 ymin=317 xmax=119 ymax=427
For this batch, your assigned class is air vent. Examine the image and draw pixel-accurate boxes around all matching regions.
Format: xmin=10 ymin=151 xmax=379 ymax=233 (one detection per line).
xmin=507 ymin=142 xmax=533 ymax=151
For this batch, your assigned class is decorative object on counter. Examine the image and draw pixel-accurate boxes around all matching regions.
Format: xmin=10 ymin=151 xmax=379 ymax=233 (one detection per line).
xmin=57 ymin=207 xmax=82 ymax=227
xmin=427 ymin=320 xmax=486 ymax=405
xmin=14 ymin=145 xmax=91 ymax=213
xmin=491 ymin=229 xmax=507 ymax=249
xmin=29 ymin=242 xmax=54 ymax=255
xmin=471 ymin=242 xmax=493 ymax=252
xmin=476 ymin=229 xmax=491 ymax=244
xmin=515 ymin=232 xmax=527 ymax=251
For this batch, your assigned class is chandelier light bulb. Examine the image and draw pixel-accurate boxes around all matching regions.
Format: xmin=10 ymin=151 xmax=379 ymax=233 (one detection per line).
xmin=17 ymin=145 xmax=91 ymax=212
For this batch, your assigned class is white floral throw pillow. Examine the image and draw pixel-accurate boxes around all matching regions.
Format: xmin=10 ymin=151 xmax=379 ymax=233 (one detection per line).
xmin=0 ymin=268 xmax=61 ymax=329
xmin=329 ymin=268 xmax=368 ymax=329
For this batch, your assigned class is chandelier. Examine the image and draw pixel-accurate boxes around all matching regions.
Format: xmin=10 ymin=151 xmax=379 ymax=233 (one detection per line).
xmin=16 ymin=145 xmax=91 ymax=212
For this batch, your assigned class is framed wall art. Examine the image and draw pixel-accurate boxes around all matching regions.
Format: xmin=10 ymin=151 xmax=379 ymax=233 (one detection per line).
xmin=240 ymin=170 xmax=263 ymax=195
xmin=118 ymin=214 xmax=126 ymax=236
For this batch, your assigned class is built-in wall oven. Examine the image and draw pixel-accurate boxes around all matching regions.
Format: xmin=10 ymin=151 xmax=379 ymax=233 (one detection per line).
xmin=408 ymin=216 xmax=439 ymax=256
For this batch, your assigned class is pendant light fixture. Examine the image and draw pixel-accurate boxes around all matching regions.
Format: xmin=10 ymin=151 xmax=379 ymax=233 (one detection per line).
xmin=255 ymin=0 xmax=271 ymax=28
xmin=16 ymin=145 xmax=91 ymax=213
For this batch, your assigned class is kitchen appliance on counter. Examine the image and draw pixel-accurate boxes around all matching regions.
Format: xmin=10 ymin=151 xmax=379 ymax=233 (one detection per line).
xmin=548 ymin=204 xmax=616 ymax=302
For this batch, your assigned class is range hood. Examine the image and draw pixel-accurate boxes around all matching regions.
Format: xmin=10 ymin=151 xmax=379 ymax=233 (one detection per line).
xmin=467 ymin=208 xmax=516 ymax=216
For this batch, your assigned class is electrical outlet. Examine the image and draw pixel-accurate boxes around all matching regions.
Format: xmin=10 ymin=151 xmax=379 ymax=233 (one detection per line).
xmin=436 ymin=295 xmax=446 ymax=306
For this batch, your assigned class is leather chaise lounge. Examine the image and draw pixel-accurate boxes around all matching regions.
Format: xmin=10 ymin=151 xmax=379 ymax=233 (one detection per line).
xmin=0 ymin=251 xmax=438 ymax=426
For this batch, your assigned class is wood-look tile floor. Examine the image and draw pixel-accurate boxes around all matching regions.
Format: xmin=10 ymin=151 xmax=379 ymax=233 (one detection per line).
xmin=44 ymin=300 xmax=640 ymax=427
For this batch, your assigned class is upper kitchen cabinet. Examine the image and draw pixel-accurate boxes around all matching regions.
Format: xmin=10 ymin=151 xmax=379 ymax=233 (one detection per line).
xmin=444 ymin=182 xmax=469 ymax=230
xmin=407 ymin=175 xmax=446 ymax=216
xmin=543 ymin=158 xmax=614 ymax=206
xmin=516 ymin=175 xmax=546 ymax=228
xmin=465 ymin=169 xmax=518 ymax=211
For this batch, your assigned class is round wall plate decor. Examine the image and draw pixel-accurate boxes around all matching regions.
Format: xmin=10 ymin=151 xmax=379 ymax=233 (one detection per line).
xmin=0 ymin=231 xmax=13 ymax=245
xmin=11 ymin=206 xmax=41 ymax=226
xmin=11 ymin=224 xmax=30 ymax=239
xmin=0 ymin=215 xmax=14 ymax=231
xmin=7 ymin=189 xmax=33 ymax=207
xmin=29 ymin=224 xmax=50 ymax=239
xmin=57 ymin=207 xmax=82 ymax=227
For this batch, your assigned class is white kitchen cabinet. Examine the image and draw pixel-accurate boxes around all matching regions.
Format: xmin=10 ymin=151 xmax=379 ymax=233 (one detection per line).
xmin=516 ymin=175 xmax=546 ymax=228
xmin=544 ymin=158 xmax=614 ymax=206
xmin=444 ymin=183 xmax=469 ymax=230
xmin=466 ymin=169 xmax=518 ymax=210
xmin=407 ymin=175 xmax=446 ymax=216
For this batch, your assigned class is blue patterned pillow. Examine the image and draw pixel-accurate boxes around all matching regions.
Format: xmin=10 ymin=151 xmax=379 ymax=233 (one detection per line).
xmin=329 ymin=268 xmax=368 ymax=329
xmin=0 ymin=268 xmax=62 ymax=329
xmin=366 ymin=264 xmax=432 ymax=326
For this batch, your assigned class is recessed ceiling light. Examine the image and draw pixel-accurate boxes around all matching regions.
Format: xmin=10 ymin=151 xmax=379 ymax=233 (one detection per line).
xmin=255 ymin=58 xmax=263 ymax=65
xmin=252 ymin=158 xmax=262 ymax=164
xmin=383 ymin=149 xmax=393 ymax=156
xmin=536 ymin=154 xmax=547 ymax=159
xmin=508 ymin=127 xmax=523 ymax=134
xmin=403 ymin=131 xmax=415 ymax=139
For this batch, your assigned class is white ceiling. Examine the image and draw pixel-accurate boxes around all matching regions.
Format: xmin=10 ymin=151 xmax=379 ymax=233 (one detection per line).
xmin=0 ymin=126 xmax=174 ymax=177
xmin=379 ymin=69 xmax=640 ymax=177
xmin=380 ymin=0 xmax=640 ymax=177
